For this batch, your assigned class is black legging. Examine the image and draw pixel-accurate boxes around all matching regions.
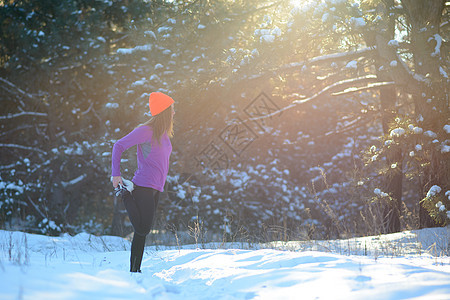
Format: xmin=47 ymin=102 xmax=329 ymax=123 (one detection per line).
xmin=122 ymin=185 xmax=160 ymax=272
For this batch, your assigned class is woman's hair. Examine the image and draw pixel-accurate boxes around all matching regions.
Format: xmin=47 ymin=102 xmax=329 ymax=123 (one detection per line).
xmin=140 ymin=105 xmax=174 ymax=143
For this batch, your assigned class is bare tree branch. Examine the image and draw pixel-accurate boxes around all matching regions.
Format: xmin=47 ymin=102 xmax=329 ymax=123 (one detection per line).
xmin=26 ymin=196 xmax=47 ymax=219
xmin=293 ymin=75 xmax=378 ymax=104
xmin=0 ymin=124 xmax=47 ymax=138
xmin=331 ymin=81 xmax=396 ymax=96
xmin=323 ymin=113 xmax=378 ymax=137
xmin=0 ymin=162 xmax=20 ymax=170
xmin=231 ymin=75 xmax=380 ymax=126
xmin=285 ymin=47 xmax=377 ymax=70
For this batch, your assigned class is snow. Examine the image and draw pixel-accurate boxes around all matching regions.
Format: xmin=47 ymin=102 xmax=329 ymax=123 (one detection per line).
xmin=260 ymin=34 xmax=275 ymax=43
xmin=424 ymin=130 xmax=437 ymax=138
xmin=61 ymin=174 xmax=87 ymax=187
xmin=442 ymin=145 xmax=450 ymax=153
xmin=272 ymin=27 xmax=282 ymax=37
xmin=437 ymin=203 xmax=446 ymax=212
xmin=144 ymin=30 xmax=157 ymax=39
xmin=427 ymin=185 xmax=442 ymax=198
xmin=388 ymin=39 xmax=399 ymax=47
xmin=1 ymin=228 xmax=449 ymax=299
xmin=176 ymin=189 xmax=186 ymax=199
xmin=413 ymin=126 xmax=423 ymax=134
xmin=149 ymin=74 xmax=160 ymax=81
xmin=328 ymin=0 xmax=347 ymax=5
xmin=440 ymin=66 xmax=448 ymax=78
xmin=117 ymin=45 xmax=152 ymax=55
xmin=255 ymin=27 xmax=281 ymax=43
xmin=350 ymin=17 xmax=366 ymax=28
xmin=131 ymin=79 xmax=147 ymax=87
xmin=345 ymin=60 xmax=357 ymax=69
xmin=5 ymin=182 xmax=24 ymax=193
xmin=389 ymin=127 xmax=405 ymax=138
xmin=374 ymin=188 xmax=388 ymax=197
xmin=429 ymin=34 xmax=442 ymax=57
xmin=286 ymin=48 xmax=373 ymax=68
xmin=157 ymin=26 xmax=172 ymax=33
xmin=444 ymin=125 xmax=450 ymax=134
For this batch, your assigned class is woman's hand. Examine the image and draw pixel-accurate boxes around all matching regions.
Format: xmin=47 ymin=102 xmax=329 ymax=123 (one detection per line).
xmin=112 ymin=176 xmax=123 ymax=188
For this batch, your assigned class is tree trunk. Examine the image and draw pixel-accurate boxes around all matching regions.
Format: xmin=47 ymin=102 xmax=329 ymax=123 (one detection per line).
xmin=374 ymin=0 xmax=403 ymax=233
xmin=401 ymin=0 xmax=446 ymax=228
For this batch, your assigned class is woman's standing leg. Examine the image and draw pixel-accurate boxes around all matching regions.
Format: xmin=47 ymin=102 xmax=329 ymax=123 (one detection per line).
xmin=122 ymin=186 xmax=160 ymax=272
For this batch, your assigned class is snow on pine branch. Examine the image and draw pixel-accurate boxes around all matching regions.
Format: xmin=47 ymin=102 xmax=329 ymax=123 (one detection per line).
xmin=0 ymin=111 xmax=48 ymax=120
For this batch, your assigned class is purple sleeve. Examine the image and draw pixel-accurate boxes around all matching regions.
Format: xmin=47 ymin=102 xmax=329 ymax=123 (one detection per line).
xmin=111 ymin=126 xmax=152 ymax=176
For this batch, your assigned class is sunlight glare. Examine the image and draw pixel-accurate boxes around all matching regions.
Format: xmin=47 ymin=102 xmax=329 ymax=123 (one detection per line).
xmin=291 ymin=0 xmax=317 ymax=9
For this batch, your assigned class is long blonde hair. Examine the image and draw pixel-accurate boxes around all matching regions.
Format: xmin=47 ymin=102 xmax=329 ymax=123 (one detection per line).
xmin=141 ymin=105 xmax=174 ymax=143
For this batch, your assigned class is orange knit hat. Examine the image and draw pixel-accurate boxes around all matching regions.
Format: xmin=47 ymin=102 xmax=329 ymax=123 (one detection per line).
xmin=148 ymin=92 xmax=174 ymax=116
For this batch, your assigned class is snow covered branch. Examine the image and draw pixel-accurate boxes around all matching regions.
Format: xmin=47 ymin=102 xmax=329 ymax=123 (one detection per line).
xmin=61 ymin=174 xmax=87 ymax=188
xmin=0 ymin=143 xmax=47 ymax=155
xmin=237 ymin=75 xmax=380 ymax=125
xmin=26 ymin=196 xmax=47 ymax=219
xmin=0 ymin=77 xmax=34 ymax=101
xmin=0 ymin=162 xmax=20 ymax=170
xmin=285 ymin=47 xmax=377 ymax=70
xmin=331 ymin=81 xmax=396 ymax=96
xmin=293 ymin=75 xmax=378 ymax=104
xmin=0 ymin=111 xmax=48 ymax=120
xmin=394 ymin=51 xmax=431 ymax=86
xmin=0 ymin=124 xmax=47 ymax=138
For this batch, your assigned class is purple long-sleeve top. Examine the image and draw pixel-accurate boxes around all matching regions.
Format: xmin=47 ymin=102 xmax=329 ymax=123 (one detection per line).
xmin=111 ymin=125 xmax=172 ymax=192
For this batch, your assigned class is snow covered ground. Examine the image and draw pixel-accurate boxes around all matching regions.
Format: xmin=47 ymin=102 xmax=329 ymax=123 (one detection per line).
xmin=1 ymin=228 xmax=449 ymax=300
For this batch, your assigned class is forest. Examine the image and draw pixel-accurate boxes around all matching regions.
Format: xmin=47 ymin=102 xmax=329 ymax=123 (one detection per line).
xmin=0 ymin=0 xmax=449 ymax=242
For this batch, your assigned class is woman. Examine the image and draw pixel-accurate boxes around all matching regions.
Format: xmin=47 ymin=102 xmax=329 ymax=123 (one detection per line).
xmin=111 ymin=92 xmax=174 ymax=273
